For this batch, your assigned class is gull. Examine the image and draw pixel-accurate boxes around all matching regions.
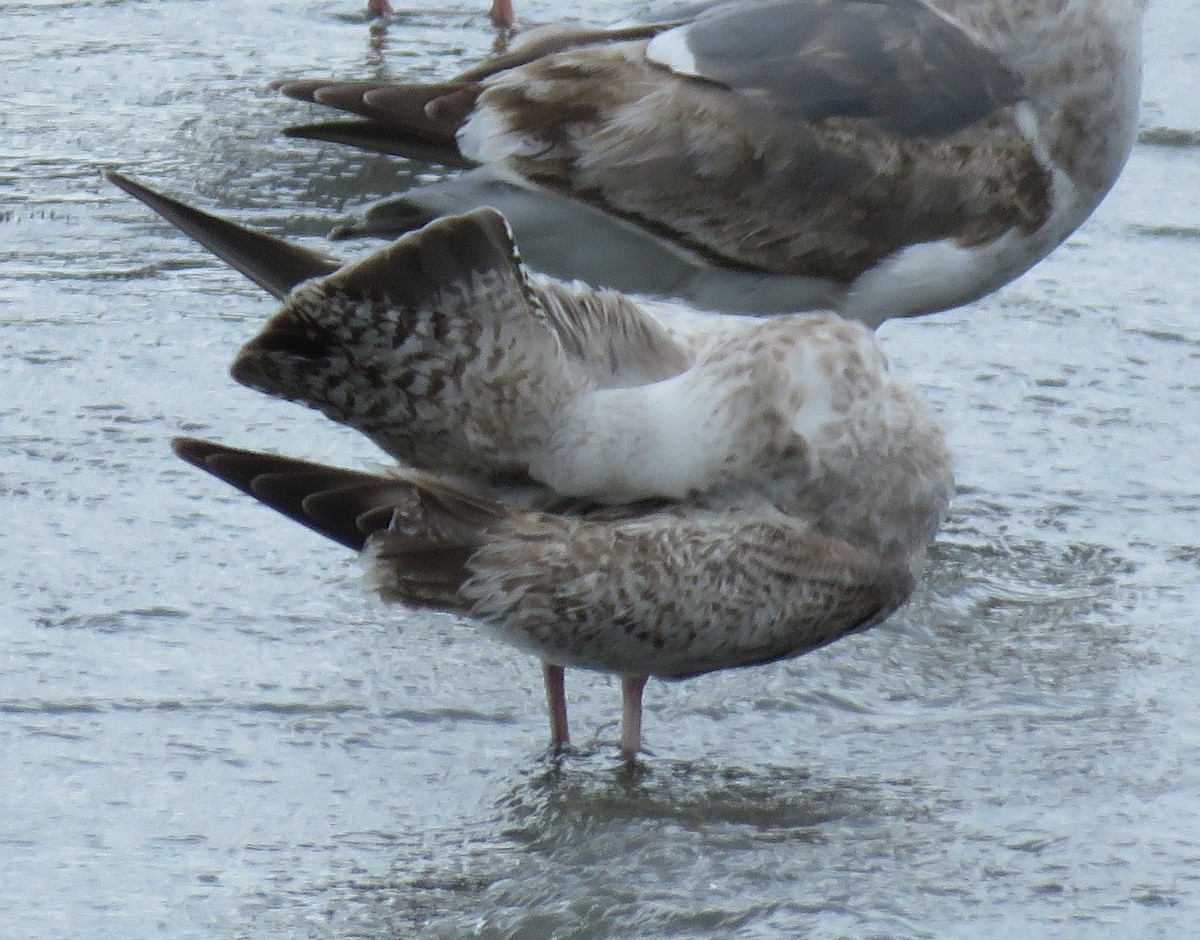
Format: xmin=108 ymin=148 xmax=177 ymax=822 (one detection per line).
xmin=107 ymin=171 xmax=953 ymax=760
xmin=277 ymin=0 xmax=1145 ymax=321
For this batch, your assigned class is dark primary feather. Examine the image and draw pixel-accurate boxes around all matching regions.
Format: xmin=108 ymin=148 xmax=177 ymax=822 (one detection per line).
xmin=104 ymin=171 xmax=340 ymax=298
xmin=172 ymin=437 xmax=384 ymax=549
xmin=173 ymin=437 xmax=505 ymax=608
xmin=281 ymin=119 xmax=470 ymax=167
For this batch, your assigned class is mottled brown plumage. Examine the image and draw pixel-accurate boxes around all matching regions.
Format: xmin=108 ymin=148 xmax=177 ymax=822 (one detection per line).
xmin=278 ymin=0 xmax=1144 ymax=320
xmin=114 ymin=175 xmax=953 ymax=760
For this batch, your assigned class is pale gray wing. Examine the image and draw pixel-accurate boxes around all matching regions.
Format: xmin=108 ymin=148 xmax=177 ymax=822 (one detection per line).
xmin=466 ymin=0 xmax=1043 ymax=302
xmin=648 ymin=0 xmax=1023 ymax=139
xmin=330 ymin=168 xmax=841 ymax=315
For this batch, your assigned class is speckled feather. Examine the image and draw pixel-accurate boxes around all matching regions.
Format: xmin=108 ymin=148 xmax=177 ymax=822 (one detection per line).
xmin=232 ymin=211 xmax=683 ymax=473
xmin=456 ymin=509 xmax=914 ymax=679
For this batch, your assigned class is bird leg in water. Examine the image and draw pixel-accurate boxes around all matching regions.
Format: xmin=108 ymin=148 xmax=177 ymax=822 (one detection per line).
xmin=490 ymin=0 xmax=514 ymax=28
xmin=620 ymin=675 xmax=649 ymax=761
xmin=365 ymin=0 xmax=511 ymax=27
xmin=543 ymin=662 xmax=569 ymax=748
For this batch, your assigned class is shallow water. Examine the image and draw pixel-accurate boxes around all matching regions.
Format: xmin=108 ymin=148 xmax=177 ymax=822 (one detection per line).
xmin=2 ymin=1 xmax=1199 ymax=937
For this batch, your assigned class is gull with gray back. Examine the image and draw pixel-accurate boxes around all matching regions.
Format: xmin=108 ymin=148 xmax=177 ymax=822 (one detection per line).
xmin=278 ymin=0 xmax=1145 ymax=321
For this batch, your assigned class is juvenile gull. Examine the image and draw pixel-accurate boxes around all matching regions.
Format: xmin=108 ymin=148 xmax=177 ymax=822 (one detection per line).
xmin=109 ymin=172 xmax=953 ymax=760
xmin=277 ymin=0 xmax=1145 ymax=321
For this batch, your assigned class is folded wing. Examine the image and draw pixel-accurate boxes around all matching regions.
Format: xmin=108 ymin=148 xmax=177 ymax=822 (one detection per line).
xmin=173 ymin=437 xmax=913 ymax=677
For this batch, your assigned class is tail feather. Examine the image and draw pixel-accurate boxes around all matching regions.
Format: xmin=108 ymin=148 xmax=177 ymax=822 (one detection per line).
xmin=359 ymin=473 xmax=511 ymax=608
xmin=367 ymin=544 xmax=478 ymax=608
xmin=173 ymin=437 xmax=507 ymax=609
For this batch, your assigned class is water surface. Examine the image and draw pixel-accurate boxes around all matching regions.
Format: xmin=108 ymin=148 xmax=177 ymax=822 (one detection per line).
xmin=2 ymin=1 xmax=1199 ymax=937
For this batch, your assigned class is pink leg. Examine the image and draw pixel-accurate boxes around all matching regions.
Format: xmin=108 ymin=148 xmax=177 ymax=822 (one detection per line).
xmin=367 ymin=0 xmax=394 ymax=13
xmin=543 ymin=662 xmax=569 ymax=748
xmin=619 ymin=675 xmax=648 ymax=761
xmin=490 ymin=0 xmax=514 ymax=28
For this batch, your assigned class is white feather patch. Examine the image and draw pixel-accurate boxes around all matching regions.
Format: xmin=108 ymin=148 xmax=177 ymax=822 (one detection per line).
xmin=645 ymin=25 xmax=699 ymax=78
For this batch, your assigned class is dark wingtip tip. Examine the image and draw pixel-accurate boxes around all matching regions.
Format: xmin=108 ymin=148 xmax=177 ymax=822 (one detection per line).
xmin=104 ymin=169 xmax=145 ymax=196
xmin=280 ymin=120 xmax=362 ymax=143
xmin=280 ymin=124 xmax=314 ymax=140
xmin=107 ymin=171 xmax=342 ymax=299
xmin=171 ymin=436 xmax=215 ymax=468
xmin=275 ymin=79 xmax=329 ymax=103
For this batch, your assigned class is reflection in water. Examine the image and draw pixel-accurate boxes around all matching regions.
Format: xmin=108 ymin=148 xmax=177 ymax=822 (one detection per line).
xmin=336 ymin=753 xmax=899 ymax=938
xmin=502 ymin=752 xmax=840 ymax=836
xmin=367 ymin=19 xmax=391 ymax=68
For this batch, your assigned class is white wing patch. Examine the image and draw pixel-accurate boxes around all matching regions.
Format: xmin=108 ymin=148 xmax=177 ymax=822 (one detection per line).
xmin=645 ymin=25 xmax=699 ymax=78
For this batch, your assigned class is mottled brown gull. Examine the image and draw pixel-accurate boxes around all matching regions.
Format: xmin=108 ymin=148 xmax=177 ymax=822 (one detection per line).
xmin=277 ymin=0 xmax=1145 ymax=321
xmin=108 ymin=171 xmax=953 ymax=761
